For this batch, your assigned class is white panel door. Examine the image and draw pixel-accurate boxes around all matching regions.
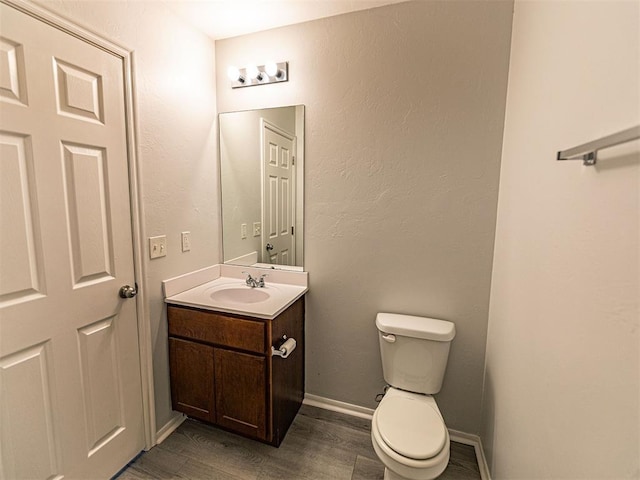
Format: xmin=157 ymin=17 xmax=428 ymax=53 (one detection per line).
xmin=0 ymin=4 xmax=144 ymax=479
xmin=262 ymin=120 xmax=295 ymax=266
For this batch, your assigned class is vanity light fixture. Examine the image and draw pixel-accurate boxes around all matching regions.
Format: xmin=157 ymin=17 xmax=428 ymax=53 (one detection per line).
xmin=228 ymin=61 xmax=289 ymax=88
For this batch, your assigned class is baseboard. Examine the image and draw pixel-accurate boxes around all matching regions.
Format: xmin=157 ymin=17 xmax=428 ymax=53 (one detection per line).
xmin=303 ymin=393 xmax=375 ymax=420
xmin=155 ymin=412 xmax=187 ymax=445
xmin=303 ymin=394 xmax=491 ymax=480
xmin=448 ymin=429 xmax=491 ymax=480
xmin=475 ymin=436 xmax=491 ymax=480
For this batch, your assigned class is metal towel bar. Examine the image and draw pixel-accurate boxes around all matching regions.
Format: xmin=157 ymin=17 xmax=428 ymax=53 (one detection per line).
xmin=557 ymin=125 xmax=640 ymax=166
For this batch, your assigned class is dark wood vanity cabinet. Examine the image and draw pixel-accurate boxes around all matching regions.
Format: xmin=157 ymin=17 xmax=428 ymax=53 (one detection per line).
xmin=168 ymin=297 xmax=304 ymax=446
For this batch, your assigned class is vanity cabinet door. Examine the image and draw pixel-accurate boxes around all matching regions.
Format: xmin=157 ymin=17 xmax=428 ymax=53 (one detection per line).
xmin=214 ymin=348 xmax=268 ymax=441
xmin=169 ymin=337 xmax=215 ymax=422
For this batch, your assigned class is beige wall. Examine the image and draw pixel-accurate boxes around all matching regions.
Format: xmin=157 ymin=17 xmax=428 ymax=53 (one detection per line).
xmin=482 ymin=1 xmax=640 ymax=477
xmin=216 ymin=0 xmax=513 ymax=434
xmin=37 ymin=0 xmax=220 ymax=432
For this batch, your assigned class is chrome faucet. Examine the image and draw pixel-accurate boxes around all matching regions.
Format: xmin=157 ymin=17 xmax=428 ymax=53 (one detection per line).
xmin=243 ymin=272 xmax=267 ymax=288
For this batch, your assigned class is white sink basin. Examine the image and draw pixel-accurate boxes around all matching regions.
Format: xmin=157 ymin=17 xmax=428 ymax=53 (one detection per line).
xmin=209 ymin=287 xmax=270 ymax=304
xmin=164 ymin=275 xmax=307 ymax=319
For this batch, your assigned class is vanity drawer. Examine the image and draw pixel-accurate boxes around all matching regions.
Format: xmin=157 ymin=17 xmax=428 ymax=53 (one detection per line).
xmin=168 ymin=306 xmax=266 ymax=354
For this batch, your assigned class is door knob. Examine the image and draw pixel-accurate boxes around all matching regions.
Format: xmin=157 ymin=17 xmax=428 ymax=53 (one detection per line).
xmin=119 ymin=283 xmax=138 ymax=299
xmin=266 ymin=243 xmax=274 ymax=251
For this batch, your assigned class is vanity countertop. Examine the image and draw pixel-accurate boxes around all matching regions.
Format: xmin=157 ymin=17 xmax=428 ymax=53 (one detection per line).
xmin=163 ymin=264 xmax=308 ymax=319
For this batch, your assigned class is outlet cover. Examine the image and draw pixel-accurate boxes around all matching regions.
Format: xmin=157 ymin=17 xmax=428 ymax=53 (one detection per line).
xmin=181 ymin=231 xmax=191 ymax=252
xmin=253 ymin=222 xmax=261 ymax=237
xmin=149 ymin=235 xmax=166 ymax=259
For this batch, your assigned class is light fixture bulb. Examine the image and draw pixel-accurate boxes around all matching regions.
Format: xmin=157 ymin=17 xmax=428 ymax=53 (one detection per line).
xmin=246 ymin=65 xmax=260 ymax=80
xmin=265 ymin=62 xmax=278 ymax=77
xmin=227 ymin=66 xmax=242 ymax=82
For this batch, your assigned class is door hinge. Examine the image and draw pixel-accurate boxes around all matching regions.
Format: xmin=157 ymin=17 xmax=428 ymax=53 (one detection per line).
xmin=292 ymin=156 xmax=295 ymax=166
xmin=291 ymin=226 xmax=294 ymax=235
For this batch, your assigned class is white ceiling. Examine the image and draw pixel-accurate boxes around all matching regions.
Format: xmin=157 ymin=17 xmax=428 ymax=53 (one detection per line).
xmin=162 ymin=0 xmax=409 ymax=40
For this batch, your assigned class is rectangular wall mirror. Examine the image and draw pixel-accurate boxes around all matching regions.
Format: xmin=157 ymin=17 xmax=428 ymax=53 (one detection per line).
xmin=219 ymin=105 xmax=304 ymax=270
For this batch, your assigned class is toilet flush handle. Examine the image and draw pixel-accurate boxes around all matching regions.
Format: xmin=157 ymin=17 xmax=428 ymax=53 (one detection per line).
xmin=381 ymin=333 xmax=396 ymax=343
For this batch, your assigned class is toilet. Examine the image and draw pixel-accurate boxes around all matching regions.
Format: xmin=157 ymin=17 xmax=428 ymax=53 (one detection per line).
xmin=371 ymin=313 xmax=456 ymax=480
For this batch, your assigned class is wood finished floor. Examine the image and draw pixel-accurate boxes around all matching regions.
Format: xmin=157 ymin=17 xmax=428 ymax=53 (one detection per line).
xmin=117 ymin=405 xmax=481 ymax=480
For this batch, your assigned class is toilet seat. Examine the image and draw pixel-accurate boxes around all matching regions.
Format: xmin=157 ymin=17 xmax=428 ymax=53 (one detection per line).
xmin=371 ymin=400 xmax=450 ymax=480
xmin=375 ymin=395 xmax=446 ymax=460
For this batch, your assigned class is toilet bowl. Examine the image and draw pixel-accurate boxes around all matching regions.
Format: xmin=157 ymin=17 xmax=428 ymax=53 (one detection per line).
xmin=371 ymin=387 xmax=449 ymax=480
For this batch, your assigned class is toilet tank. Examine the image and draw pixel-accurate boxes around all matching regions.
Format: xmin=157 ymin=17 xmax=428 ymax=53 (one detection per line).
xmin=376 ymin=313 xmax=455 ymax=394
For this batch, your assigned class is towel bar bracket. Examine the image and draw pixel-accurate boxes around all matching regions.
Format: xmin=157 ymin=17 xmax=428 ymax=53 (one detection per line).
xmin=583 ymin=152 xmax=597 ymax=166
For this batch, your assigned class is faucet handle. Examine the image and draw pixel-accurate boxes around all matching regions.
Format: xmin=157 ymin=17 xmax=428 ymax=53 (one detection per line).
xmin=242 ymin=271 xmax=255 ymax=286
xmin=257 ymin=273 xmax=267 ymax=287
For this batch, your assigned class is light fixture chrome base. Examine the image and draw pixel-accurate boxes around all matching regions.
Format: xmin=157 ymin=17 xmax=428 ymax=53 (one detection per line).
xmin=231 ymin=61 xmax=288 ymax=89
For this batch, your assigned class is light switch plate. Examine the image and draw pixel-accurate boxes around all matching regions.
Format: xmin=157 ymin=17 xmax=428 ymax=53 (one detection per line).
xmin=253 ymin=222 xmax=261 ymax=237
xmin=241 ymin=223 xmax=247 ymax=239
xmin=149 ymin=235 xmax=166 ymax=259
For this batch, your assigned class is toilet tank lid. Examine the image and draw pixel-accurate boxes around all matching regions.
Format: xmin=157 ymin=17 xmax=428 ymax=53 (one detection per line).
xmin=376 ymin=313 xmax=455 ymax=341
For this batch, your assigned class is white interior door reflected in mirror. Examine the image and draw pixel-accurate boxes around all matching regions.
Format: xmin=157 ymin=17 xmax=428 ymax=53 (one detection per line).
xmin=262 ymin=119 xmax=296 ymax=266
xmin=219 ymin=105 xmax=304 ymax=270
